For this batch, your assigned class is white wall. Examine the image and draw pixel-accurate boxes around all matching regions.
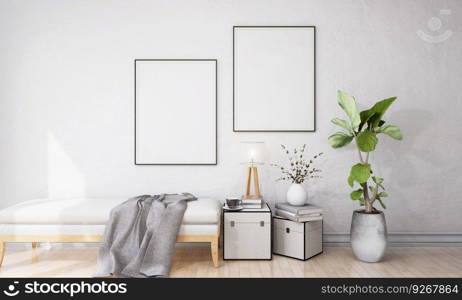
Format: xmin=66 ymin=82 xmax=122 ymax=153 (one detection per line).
xmin=1 ymin=0 xmax=461 ymax=235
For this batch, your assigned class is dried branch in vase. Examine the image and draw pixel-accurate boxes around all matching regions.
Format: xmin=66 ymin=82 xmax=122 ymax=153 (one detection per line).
xmin=271 ymin=144 xmax=323 ymax=184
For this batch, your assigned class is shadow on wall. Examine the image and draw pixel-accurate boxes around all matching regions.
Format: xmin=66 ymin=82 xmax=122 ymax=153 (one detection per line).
xmin=376 ymin=108 xmax=434 ymax=188
xmin=373 ymin=108 xmax=436 ymax=231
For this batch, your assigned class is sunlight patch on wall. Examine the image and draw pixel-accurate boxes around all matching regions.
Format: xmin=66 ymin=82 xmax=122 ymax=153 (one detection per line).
xmin=47 ymin=132 xmax=86 ymax=199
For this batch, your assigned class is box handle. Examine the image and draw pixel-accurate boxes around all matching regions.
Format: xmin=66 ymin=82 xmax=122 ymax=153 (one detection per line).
xmin=230 ymin=221 xmax=235 ymax=227
xmin=286 ymin=227 xmax=290 ymax=233
xmin=260 ymin=221 xmax=265 ymax=227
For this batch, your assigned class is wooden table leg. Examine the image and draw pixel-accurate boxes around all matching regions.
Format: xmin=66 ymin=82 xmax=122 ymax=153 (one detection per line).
xmin=0 ymin=242 xmax=5 ymax=267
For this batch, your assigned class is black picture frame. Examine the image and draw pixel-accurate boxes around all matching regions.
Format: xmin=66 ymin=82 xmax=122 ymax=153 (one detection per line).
xmin=134 ymin=59 xmax=218 ymax=165
xmin=233 ymin=26 xmax=316 ymax=132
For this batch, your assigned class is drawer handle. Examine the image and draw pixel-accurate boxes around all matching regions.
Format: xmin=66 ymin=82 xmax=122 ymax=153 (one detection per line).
xmin=230 ymin=221 xmax=235 ymax=227
xmin=286 ymin=227 xmax=290 ymax=233
xmin=260 ymin=221 xmax=265 ymax=227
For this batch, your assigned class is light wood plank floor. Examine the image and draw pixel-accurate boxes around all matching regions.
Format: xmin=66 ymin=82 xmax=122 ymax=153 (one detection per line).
xmin=0 ymin=246 xmax=461 ymax=277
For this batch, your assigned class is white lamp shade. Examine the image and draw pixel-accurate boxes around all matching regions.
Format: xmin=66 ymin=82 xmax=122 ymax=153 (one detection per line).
xmin=240 ymin=141 xmax=265 ymax=165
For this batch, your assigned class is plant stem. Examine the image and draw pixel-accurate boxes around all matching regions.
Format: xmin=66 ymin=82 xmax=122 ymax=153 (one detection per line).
xmin=357 ymin=143 xmax=373 ymax=212
xmin=361 ymin=182 xmax=372 ymax=213
xmin=358 ymin=150 xmax=364 ymax=163
xmin=370 ymin=183 xmax=379 ymax=205
xmin=358 ymin=150 xmax=370 ymax=164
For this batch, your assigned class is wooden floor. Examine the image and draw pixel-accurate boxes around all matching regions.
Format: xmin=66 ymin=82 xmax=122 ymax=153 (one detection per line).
xmin=0 ymin=245 xmax=461 ymax=277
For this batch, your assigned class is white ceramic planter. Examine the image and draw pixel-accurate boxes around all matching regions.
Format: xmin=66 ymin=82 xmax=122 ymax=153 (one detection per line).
xmin=350 ymin=210 xmax=387 ymax=262
xmin=286 ymin=183 xmax=307 ymax=206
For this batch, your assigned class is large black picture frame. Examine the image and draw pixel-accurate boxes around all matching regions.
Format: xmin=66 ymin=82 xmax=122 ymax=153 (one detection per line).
xmin=134 ymin=59 xmax=218 ymax=165
xmin=233 ymin=26 xmax=316 ymax=132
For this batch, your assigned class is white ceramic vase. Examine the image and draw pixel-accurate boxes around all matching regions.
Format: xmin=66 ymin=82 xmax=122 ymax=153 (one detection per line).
xmin=286 ymin=183 xmax=307 ymax=206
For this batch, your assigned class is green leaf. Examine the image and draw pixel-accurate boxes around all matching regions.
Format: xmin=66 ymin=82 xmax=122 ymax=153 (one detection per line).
xmin=350 ymin=189 xmax=363 ymax=200
xmin=378 ymin=191 xmax=389 ymax=198
xmin=368 ymin=97 xmax=396 ymax=128
xmin=331 ymin=118 xmax=352 ymax=132
xmin=359 ymin=109 xmax=375 ymax=131
xmin=377 ymin=198 xmax=387 ymax=209
xmin=359 ymin=197 xmax=365 ymax=206
xmin=359 ymin=98 xmax=396 ymax=131
xmin=372 ymin=176 xmax=383 ymax=184
xmin=328 ymin=132 xmax=353 ymax=148
xmin=350 ymin=163 xmax=371 ymax=184
xmin=347 ymin=175 xmax=354 ymax=187
xmin=372 ymin=176 xmax=385 ymax=189
xmin=369 ymin=185 xmax=377 ymax=195
xmin=378 ymin=125 xmax=403 ymax=140
xmin=337 ymin=90 xmax=361 ymax=130
xmin=356 ymin=130 xmax=378 ymax=152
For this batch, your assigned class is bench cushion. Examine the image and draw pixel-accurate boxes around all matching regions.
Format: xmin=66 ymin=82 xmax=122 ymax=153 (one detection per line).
xmin=0 ymin=198 xmax=220 ymax=225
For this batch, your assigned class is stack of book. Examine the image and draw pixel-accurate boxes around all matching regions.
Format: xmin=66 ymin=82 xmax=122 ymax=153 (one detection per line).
xmin=275 ymin=202 xmax=322 ymax=222
xmin=241 ymin=197 xmax=263 ymax=209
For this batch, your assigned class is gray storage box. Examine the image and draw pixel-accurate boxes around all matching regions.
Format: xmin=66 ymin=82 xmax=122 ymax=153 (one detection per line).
xmin=273 ymin=217 xmax=323 ymax=260
xmin=223 ymin=204 xmax=272 ymax=260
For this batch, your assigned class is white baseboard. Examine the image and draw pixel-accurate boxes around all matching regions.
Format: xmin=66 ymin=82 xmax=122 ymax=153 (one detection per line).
xmin=324 ymin=232 xmax=462 ymax=247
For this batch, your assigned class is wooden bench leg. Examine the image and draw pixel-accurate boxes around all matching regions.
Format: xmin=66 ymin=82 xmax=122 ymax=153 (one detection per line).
xmin=31 ymin=242 xmax=38 ymax=263
xmin=0 ymin=242 xmax=5 ymax=267
xmin=211 ymin=237 xmax=219 ymax=267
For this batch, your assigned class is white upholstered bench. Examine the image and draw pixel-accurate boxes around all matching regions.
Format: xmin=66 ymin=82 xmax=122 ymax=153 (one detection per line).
xmin=0 ymin=198 xmax=221 ymax=267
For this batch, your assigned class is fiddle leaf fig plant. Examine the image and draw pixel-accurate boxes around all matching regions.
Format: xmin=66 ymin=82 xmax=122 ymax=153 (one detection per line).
xmin=329 ymin=90 xmax=403 ymax=213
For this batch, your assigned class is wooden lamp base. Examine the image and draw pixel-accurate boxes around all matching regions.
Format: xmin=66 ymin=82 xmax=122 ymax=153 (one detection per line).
xmin=243 ymin=166 xmax=261 ymax=199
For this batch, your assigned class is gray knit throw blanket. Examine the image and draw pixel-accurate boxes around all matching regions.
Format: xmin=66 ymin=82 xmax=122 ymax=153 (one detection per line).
xmin=94 ymin=193 xmax=197 ymax=278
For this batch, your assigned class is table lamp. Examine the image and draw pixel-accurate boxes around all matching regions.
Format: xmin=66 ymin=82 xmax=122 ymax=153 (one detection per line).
xmin=240 ymin=141 xmax=265 ymax=199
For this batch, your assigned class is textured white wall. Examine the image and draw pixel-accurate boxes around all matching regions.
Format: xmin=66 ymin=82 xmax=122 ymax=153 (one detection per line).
xmin=0 ymin=0 xmax=461 ymax=234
